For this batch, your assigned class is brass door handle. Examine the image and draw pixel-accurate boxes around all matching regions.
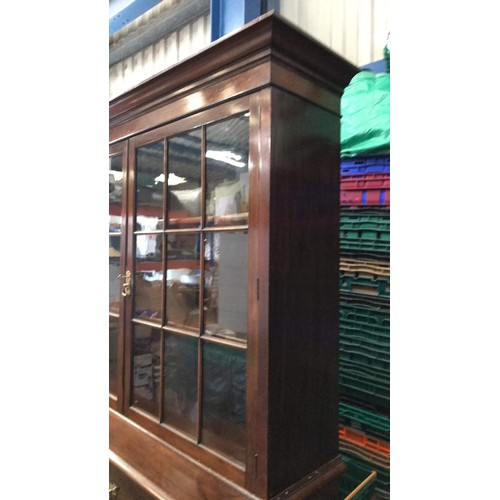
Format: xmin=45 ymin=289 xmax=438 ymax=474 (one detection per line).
xmin=121 ymin=270 xmax=131 ymax=297
xmin=109 ymin=483 xmax=120 ymax=498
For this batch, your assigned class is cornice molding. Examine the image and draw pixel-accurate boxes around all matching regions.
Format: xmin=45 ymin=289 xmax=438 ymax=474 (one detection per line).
xmin=110 ymin=12 xmax=358 ymax=129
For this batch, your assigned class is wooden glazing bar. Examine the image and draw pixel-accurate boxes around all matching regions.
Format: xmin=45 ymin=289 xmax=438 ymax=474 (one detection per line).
xmin=161 ymin=325 xmax=200 ymax=339
xmin=131 ymin=318 xmax=163 ymax=329
xmin=133 ymin=230 xmax=164 ymax=235
xmin=197 ymin=131 xmax=206 ymax=441
xmin=195 ymin=125 xmax=206 ymax=446
xmin=201 ymin=335 xmax=248 ymax=351
xmin=205 ymin=213 xmax=249 ymax=227
xmin=164 ymin=227 xmax=204 ymax=235
xmin=160 ymin=147 xmax=167 ymax=324
xmin=201 ymin=124 xmax=207 ymax=229
xmin=158 ymin=138 xmax=168 ymax=425
xmin=163 ymin=137 xmax=168 ymax=231
xmin=159 ymin=326 xmax=165 ymax=424
xmin=167 ymin=216 xmax=202 ymax=227
xmin=202 ymin=225 xmax=249 ymax=233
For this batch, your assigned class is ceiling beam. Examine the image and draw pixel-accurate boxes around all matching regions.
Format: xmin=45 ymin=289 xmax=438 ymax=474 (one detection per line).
xmin=110 ymin=0 xmax=163 ymax=36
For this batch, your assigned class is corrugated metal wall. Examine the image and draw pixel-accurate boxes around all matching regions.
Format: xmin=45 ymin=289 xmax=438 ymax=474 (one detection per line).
xmin=279 ymin=0 xmax=390 ymax=67
xmin=109 ymin=0 xmax=390 ymax=99
xmin=109 ymin=0 xmax=182 ymax=40
xmin=109 ymin=10 xmax=210 ymax=99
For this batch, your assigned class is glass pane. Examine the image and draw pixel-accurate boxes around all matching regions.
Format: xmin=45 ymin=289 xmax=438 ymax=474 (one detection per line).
xmin=132 ymin=325 xmax=161 ymax=415
xmin=166 ymin=233 xmax=200 ymax=331
xmin=134 ymin=234 xmax=163 ymax=323
xmin=109 ymin=316 xmax=119 ymax=395
xmin=202 ymin=343 xmax=246 ymax=463
xmin=204 ymin=232 xmax=248 ymax=343
xmin=136 ymin=141 xmax=164 ymax=231
xmin=109 ymin=153 xmax=123 ymax=233
xmin=206 ymin=115 xmax=249 ymax=227
xmin=109 ymin=235 xmax=121 ymax=313
xmin=168 ymin=130 xmax=202 ymax=228
xmin=163 ymin=334 xmax=198 ymax=437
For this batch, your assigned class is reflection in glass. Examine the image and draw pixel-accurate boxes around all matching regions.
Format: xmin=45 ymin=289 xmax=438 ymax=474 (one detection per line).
xmin=166 ymin=234 xmax=200 ymax=330
xmin=109 ymin=235 xmax=121 ymax=314
xmin=109 ymin=154 xmax=123 ymax=232
xmin=134 ymin=234 xmax=163 ymax=323
xmin=132 ymin=325 xmax=161 ymax=415
xmin=204 ymin=232 xmax=248 ymax=342
xmin=163 ymin=335 xmax=198 ymax=437
xmin=206 ymin=115 xmax=249 ymax=226
xmin=202 ymin=343 xmax=246 ymax=462
xmin=109 ymin=316 xmax=119 ymax=395
xmin=136 ymin=141 xmax=164 ymax=231
xmin=168 ymin=130 xmax=202 ymax=228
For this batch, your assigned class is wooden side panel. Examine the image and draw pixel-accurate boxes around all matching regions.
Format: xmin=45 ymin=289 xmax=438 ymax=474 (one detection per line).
xmin=245 ymin=90 xmax=272 ymax=498
xmin=267 ymin=88 xmax=341 ymax=497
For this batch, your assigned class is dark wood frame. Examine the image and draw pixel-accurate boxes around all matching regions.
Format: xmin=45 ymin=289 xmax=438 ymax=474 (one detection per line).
xmin=109 ymin=140 xmax=128 ymax=414
xmin=109 ymin=11 xmax=358 ymax=500
xmin=123 ymin=96 xmax=256 ymax=487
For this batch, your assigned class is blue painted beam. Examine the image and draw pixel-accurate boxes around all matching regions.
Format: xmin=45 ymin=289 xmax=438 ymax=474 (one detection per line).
xmin=361 ymin=59 xmax=388 ymax=73
xmin=210 ymin=0 xmax=262 ymax=41
xmin=109 ymin=0 xmax=162 ymax=36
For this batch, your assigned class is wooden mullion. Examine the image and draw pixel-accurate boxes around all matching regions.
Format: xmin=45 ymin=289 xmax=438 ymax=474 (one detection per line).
xmin=163 ymin=137 xmax=168 ymax=233
xmin=201 ymin=124 xmax=207 ymax=229
xmin=159 ymin=327 xmax=165 ymax=424
xmin=196 ymin=276 xmax=204 ymax=443
xmin=159 ymin=138 xmax=168 ymax=423
xmin=196 ymin=125 xmax=207 ymax=445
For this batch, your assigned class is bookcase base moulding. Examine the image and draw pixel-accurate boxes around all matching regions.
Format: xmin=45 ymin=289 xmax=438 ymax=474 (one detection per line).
xmin=109 ymin=11 xmax=358 ymax=500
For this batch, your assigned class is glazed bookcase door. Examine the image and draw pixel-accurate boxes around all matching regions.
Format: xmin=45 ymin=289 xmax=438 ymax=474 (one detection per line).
xmin=109 ymin=141 xmax=128 ymax=411
xmin=121 ymin=96 xmax=257 ymax=478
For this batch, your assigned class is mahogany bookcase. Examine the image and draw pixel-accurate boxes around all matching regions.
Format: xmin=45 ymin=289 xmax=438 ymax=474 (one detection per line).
xmin=109 ymin=11 xmax=358 ymax=500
